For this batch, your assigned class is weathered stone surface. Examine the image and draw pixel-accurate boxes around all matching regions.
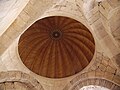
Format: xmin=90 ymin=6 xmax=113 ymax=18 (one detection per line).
xmin=0 ymin=0 xmax=120 ymax=90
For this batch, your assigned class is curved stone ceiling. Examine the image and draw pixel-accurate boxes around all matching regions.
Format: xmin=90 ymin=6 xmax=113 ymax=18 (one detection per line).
xmin=18 ymin=16 xmax=95 ymax=78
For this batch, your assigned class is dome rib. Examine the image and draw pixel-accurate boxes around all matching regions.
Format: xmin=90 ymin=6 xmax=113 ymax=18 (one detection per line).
xmin=62 ymin=40 xmax=80 ymax=73
xmin=37 ymin=40 xmax=53 ymax=76
xmin=61 ymin=41 xmax=76 ymax=75
xmin=31 ymin=39 xmax=52 ymax=73
xmin=20 ymin=32 xmax=48 ymax=41
xmin=66 ymin=37 xmax=93 ymax=62
xmin=62 ymin=22 xmax=85 ymax=31
xmin=60 ymin=18 xmax=74 ymax=29
xmin=56 ymin=41 xmax=65 ymax=77
xmin=64 ymin=29 xmax=94 ymax=42
xmin=40 ymin=20 xmax=53 ymax=31
xmin=58 ymin=17 xmax=66 ymax=28
xmin=18 ymin=16 xmax=95 ymax=78
xmin=63 ymin=38 xmax=89 ymax=67
xmin=59 ymin=41 xmax=68 ymax=77
xmin=65 ymin=34 xmax=94 ymax=54
xmin=19 ymin=33 xmax=48 ymax=50
xmin=19 ymin=37 xmax=49 ymax=63
xmin=62 ymin=39 xmax=83 ymax=72
xmin=41 ymin=40 xmax=54 ymax=77
xmin=47 ymin=41 xmax=56 ymax=77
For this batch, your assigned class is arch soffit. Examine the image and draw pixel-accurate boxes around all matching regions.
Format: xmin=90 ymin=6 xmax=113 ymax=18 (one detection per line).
xmin=0 ymin=71 xmax=44 ymax=90
xmin=63 ymin=72 xmax=120 ymax=90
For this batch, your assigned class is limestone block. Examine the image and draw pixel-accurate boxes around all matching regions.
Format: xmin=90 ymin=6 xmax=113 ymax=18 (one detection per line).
xmin=100 ymin=13 xmax=110 ymax=33
xmin=35 ymin=84 xmax=44 ymax=90
xmin=60 ymin=1 xmax=82 ymax=16
xmin=95 ymin=70 xmax=104 ymax=77
xmin=78 ymin=73 xmax=88 ymax=80
xmin=0 ymin=72 xmax=8 ymax=82
xmin=113 ymin=75 xmax=120 ymax=85
xmin=87 ymin=71 xmax=96 ymax=78
xmin=81 ymin=80 xmax=87 ymax=87
xmin=14 ymin=82 xmax=22 ymax=90
xmin=100 ymin=35 xmax=120 ymax=58
xmin=88 ymin=12 xmax=100 ymax=25
xmin=2 ymin=57 xmax=17 ymax=70
xmin=90 ymin=65 xmax=97 ymax=71
xmin=104 ymin=81 xmax=113 ymax=89
xmin=75 ymin=0 xmax=83 ymax=9
xmin=63 ymin=83 xmax=72 ymax=90
xmin=106 ymin=66 xmax=116 ymax=74
xmin=0 ymin=0 xmax=29 ymax=36
xmin=29 ymin=0 xmax=38 ymax=5
xmin=112 ymin=27 xmax=120 ymax=40
xmin=99 ymin=1 xmax=112 ymax=18
xmin=8 ymin=71 xmax=17 ymax=81
xmin=96 ymin=52 xmax=103 ymax=60
xmin=42 ymin=84 xmax=52 ymax=90
xmin=102 ymin=59 xmax=109 ymax=66
xmin=76 ymin=82 xmax=83 ymax=90
xmin=23 ymin=3 xmax=37 ymax=17
xmin=14 ymin=71 xmax=22 ymax=81
xmin=107 ymin=0 xmax=120 ymax=8
xmin=29 ymin=1 xmax=46 ymax=14
xmin=5 ymin=82 xmax=15 ymax=90
xmin=92 ymin=61 xmax=100 ymax=70
xmin=99 ymin=63 xmax=106 ymax=71
xmin=83 ymin=0 xmax=96 ymax=14
xmin=0 ymin=84 xmax=5 ymax=90
xmin=21 ymin=73 xmax=30 ymax=81
xmin=29 ymin=77 xmax=39 ymax=87
xmin=94 ymin=78 xmax=100 ymax=86
xmin=88 ymin=79 xmax=96 ymax=85
xmin=0 ymin=43 xmax=5 ymax=55
xmin=0 ymin=60 xmax=7 ymax=71
xmin=0 ymin=34 xmax=12 ymax=48
xmin=19 ymin=11 xmax=31 ymax=23
xmin=109 ymin=12 xmax=120 ymax=32
xmin=85 ymin=6 xmax=98 ymax=19
xmin=104 ymin=72 xmax=114 ymax=80
xmin=69 ymin=76 xmax=79 ymax=85
xmin=5 ymin=27 xmax=20 ymax=40
xmin=98 ymin=79 xmax=105 ymax=87
xmin=1 ymin=50 xmax=9 ymax=61
xmin=91 ymin=19 xmax=108 ymax=39
xmin=9 ymin=42 xmax=18 ymax=58
xmin=113 ymin=85 xmax=120 ymax=90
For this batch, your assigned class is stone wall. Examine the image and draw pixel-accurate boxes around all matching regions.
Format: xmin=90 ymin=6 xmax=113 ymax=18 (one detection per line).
xmin=0 ymin=71 xmax=44 ymax=90
xmin=0 ymin=0 xmax=120 ymax=90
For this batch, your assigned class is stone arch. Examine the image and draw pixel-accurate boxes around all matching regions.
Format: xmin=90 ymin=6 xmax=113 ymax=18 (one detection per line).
xmin=82 ymin=0 xmax=120 ymax=70
xmin=63 ymin=72 xmax=120 ymax=90
xmin=107 ymin=3 xmax=120 ymax=69
xmin=0 ymin=0 xmax=29 ymax=36
xmin=0 ymin=71 xmax=44 ymax=90
xmin=64 ymin=78 xmax=120 ymax=90
xmin=0 ymin=0 xmax=58 ymax=55
xmin=106 ymin=0 xmax=120 ymax=44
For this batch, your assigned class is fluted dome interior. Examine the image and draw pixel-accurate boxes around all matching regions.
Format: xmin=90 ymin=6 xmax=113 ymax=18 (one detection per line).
xmin=18 ymin=16 xmax=95 ymax=78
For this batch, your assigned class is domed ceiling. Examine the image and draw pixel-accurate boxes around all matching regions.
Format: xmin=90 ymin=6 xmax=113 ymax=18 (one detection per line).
xmin=18 ymin=16 xmax=95 ymax=78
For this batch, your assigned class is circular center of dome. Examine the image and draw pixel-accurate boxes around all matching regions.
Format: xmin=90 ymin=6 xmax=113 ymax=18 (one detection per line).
xmin=18 ymin=16 xmax=95 ymax=78
xmin=51 ymin=30 xmax=62 ymax=39
xmin=52 ymin=31 xmax=60 ymax=38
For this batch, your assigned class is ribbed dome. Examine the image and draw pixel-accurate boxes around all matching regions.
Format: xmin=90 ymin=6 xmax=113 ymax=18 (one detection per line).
xmin=18 ymin=16 xmax=95 ymax=78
